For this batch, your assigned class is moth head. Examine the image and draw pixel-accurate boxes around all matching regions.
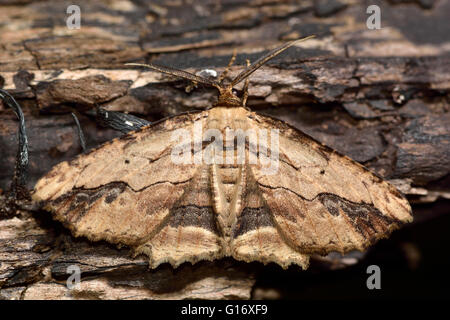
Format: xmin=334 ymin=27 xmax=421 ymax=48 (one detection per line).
xmin=126 ymin=35 xmax=315 ymax=108
xmin=215 ymin=86 xmax=241 ymax=106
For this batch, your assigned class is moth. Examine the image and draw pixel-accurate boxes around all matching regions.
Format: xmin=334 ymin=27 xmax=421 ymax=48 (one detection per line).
xmin=33 ymin=37 xmax=412 ymax=269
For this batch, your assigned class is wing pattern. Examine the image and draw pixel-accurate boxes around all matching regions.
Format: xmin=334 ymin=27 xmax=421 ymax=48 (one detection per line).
xmin=33 ymin=108 xmax=412 ymax=269
xmin=33 ymin=111 xmax=223 ymax=267
xmin=246 ymin=112 xmax=412 ymax=256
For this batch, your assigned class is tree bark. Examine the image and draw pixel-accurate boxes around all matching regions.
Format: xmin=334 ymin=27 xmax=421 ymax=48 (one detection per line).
xmin=0 ymin=0 xmax=449 ymax=300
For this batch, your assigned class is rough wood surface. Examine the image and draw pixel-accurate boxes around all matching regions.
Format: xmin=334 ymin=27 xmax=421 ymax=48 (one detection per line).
xmin=0 ymin=0 xmax=449 ymax=300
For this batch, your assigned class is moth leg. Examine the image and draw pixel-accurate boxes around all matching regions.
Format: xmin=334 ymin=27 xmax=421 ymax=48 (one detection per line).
xmin=0 ymin=89 xmax=29 ymax=203
xmin=218 ymin=48 xmax=237 ymax=85
xmin=69 ymin=107 xmax=151 ymax=154
xmin=242 ymin=59 xmax=251 ymax=107
xmin=70 ymin=112 xmax=87 ymax=152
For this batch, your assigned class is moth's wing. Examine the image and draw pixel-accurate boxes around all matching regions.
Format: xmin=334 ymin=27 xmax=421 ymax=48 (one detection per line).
xmin=248 ymin=112 xmax=412 ymax=255
xmin=134 ymin=164 xmax=224 ymax=268
xmin=33 ymin=111 xmax=223 ymax=268
xmin=230 ymin=165 xmax=310 ymax=269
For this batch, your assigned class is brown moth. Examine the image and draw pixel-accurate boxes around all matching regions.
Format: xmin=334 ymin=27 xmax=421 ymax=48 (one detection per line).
xmin=32 ymin=37 xmax=412 ymax=270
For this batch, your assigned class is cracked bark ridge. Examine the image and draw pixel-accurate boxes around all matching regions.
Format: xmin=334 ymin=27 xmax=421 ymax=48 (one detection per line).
xmin=36 ymin=76 xmax=132 ymax=111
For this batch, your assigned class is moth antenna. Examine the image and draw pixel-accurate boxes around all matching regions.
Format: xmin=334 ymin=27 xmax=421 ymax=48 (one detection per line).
xmin=218 ymin=48 xmax=237 ymax=85
xmin=126 ymin=63 xmax=221 ymax=89
xmin=230 ymin=35 xmax=315 ymax=87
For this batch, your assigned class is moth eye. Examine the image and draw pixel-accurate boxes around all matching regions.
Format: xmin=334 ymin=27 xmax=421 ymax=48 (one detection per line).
xmin=125 ymin=159 xmax=130 ymax=164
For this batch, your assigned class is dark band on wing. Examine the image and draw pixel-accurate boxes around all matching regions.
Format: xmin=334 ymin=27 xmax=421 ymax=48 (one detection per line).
xmin=232 ymin=165 xmax=276 ymax=238
xmin=319 ymin=193 xmax=402 ymax=242
xmin=168 ymin=205 xmax=219 ymax=233
xmin=49 ymin=182 xmax=127 ymax=224
xmin=232 ymin=206 xmax=273 ymax=238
